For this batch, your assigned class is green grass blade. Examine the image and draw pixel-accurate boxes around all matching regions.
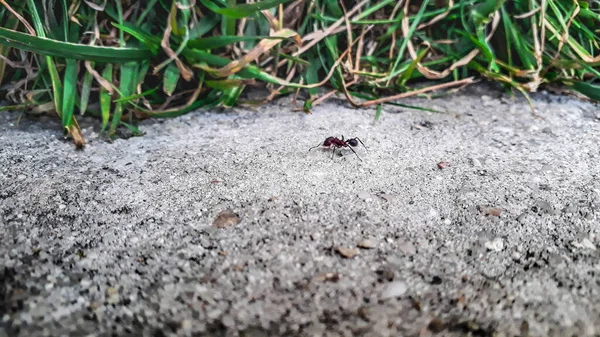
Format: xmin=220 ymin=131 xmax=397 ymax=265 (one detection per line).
xmin=567 ymin=81 xmax=600 ymax=101
xmin=61 ymin=58 xmax=78 ymax=129
xmin=100 ymin=64 xmax=113 ymax=132
xmin=113 ymin=86 xmax=159 ymax=103
xmin=0 ymin=27 xmax=155 ymax=63
xmin=109 ymin=62 xmax=138 ymax=137
xmin=163 ymin=63 xmax=180 ymax=96
xmin=80 ymin=62 xmax=94 ymax=115
xmin=385 ymin=0 xmax=430 ymax=83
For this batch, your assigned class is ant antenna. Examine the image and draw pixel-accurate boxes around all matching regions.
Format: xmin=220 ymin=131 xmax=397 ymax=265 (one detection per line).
xmin=353 ymin=137 xmax=368 ymax=151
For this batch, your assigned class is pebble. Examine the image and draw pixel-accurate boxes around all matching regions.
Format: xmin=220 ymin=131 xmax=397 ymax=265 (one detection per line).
xmin=357 ymin=191 xmax=373 ymax=202
xmin=533 ymin=200 xmax=554 ymax=214
xmin=106 ymin=287 xmax=120 ymax=304
xmin=336 ymin=247 xmax=359 ymax=258
xmin=213 ymin=210 xmax=241 ymax=228
xmin=17 ymin=174 xmax=26 ymax=180
xmin=380 ymin=281 xmax=408 ymax=300
xmin=398 ymin=241 xmax=416 ymax=255
xmin=357 ymin=239 xmax=376 ymax=249
xmin=470 ymin=158 xmax=482 ymax=167
xmin=443 ymin=219 xmax=451 ymax=225
xmin=572 ymin=238 xmax=597 ymax=251
xmin=181 ymin=319 xmax=192 ymax=332
xmin=484 ymin=238 xmax=504 ymax=252
xmin=512 ymin=252 xmax=522 ymax=261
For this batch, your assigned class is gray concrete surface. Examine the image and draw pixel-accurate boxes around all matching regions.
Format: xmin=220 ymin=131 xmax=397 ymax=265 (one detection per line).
xmin=1 ymin=84 xmax=600 ymax=337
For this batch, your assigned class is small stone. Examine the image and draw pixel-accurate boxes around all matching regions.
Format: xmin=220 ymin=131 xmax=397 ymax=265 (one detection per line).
xmin=212 ymin=210 xmax=241 ymax=228
xmin=336 ymin=247 xmax=359 ymax=259
xmin=520 ymin=320 xmax=529 ymax=336
xmin=221 ymin=315 xmax=235 ymax=328
xmin=484 ymin=238 xmax=504 ymax=252
xmin=398 ymin=241 xmax=416 ymax=255
xmin=357 ymin=239 xmax=376 ymax=249
xmin=443 ymin=218 xmax=451 ymax=225
xmin=17 ymin=175 xmax=26 ymax=180
xmin=470 ymin=158 xmax=482 ymax=167
xmin=44 ymin=283 xmax=54 ymax=291
xmin=314 ymin=273 xmax=341 ymax=282
xmin=532 ymin=200 xmax=555 ymax=215
xmin=428 ymin=317 xmax=446 ymax=333
xmin=357 ymin=191 xmax=373 ymax=202
xmin=106 ymin=287 xmax=120 ymax=304
xmin=376 ymin=266 xmax=395 ymax=282
xmin=562 ymin=204 xmax=577 ymax=215
xmin=572 ymin=238 xmax=597 ymax=251
xmin=376 ymin=193 xmax=395 ymax=202
xmin=512 ymin=252 xmax=522 ymax=261
xmin=80 ymin=279 xmax=92 ymax=288
xmin=380 ymin=281 xmax=408 ymax=300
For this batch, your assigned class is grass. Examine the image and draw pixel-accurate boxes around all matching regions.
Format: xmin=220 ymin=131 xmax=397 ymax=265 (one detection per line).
xmin=1 ymin=0 xmax=600 ymax=147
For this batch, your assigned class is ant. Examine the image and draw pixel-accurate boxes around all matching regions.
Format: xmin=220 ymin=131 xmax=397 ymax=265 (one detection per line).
xmin=308 ymin=136 xmax=367 ymax=161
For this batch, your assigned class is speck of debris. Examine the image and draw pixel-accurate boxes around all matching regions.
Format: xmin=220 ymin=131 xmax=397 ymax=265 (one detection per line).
xmin=314 ymin=273 xmax=341 ymax=282
xmin=212 ymin=210 xmax=241 ymax=228
xmin=376 ymin=193 xmax=395 ymax=202
xmin=478 ymin=205 xmax=502 ymax=217
xmin=427 ymin=317 xmax=446 ymax=333
xmin=437 ymin=161 xmax=450 ymax=169
xmin=336 ymin=247 xmax=359 ymax=259
xmin=376 ymin=266 xmax=395 ymax=283
xmin=411 ymin=120 xmax=434 ymax=130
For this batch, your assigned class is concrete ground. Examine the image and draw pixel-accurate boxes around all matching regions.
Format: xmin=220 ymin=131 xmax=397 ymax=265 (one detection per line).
xmin=1 ymin=84 xmax=599 ymax=337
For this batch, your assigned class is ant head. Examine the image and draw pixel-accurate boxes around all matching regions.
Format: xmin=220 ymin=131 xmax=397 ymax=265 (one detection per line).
xmin=346 ymin=138 xmax=358 ymax=147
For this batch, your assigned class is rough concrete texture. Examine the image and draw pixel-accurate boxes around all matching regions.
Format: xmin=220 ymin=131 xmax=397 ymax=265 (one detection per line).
xmin=1 ymin=84 xmax=600 ymax=337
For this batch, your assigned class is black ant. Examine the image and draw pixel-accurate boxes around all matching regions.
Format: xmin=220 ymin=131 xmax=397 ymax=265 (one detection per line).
xmin=308 ymin=136 xmax=367 ymax=161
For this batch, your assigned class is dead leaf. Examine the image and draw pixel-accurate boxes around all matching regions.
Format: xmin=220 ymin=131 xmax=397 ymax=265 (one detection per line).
xmin=336 ymin=247 xmax=359 ymax=258
xmin=213 ymin=210 xmax=241 ymax=228
xmin=214 ymin=28 xmax=301 ymax=78
xmin=84 ymin=0 xmax=107 ymax=11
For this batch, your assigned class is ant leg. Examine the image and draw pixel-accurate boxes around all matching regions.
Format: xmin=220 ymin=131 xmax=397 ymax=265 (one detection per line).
xmin=331 ymin=147 xmax=336 ymax=160
xmin=345 ymin=144 xmax=363 ymax=162
xmin=353 ymin=137 xmax=368 ymax=151
xmin=308 ymin=142 xmax=324 ymax=152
